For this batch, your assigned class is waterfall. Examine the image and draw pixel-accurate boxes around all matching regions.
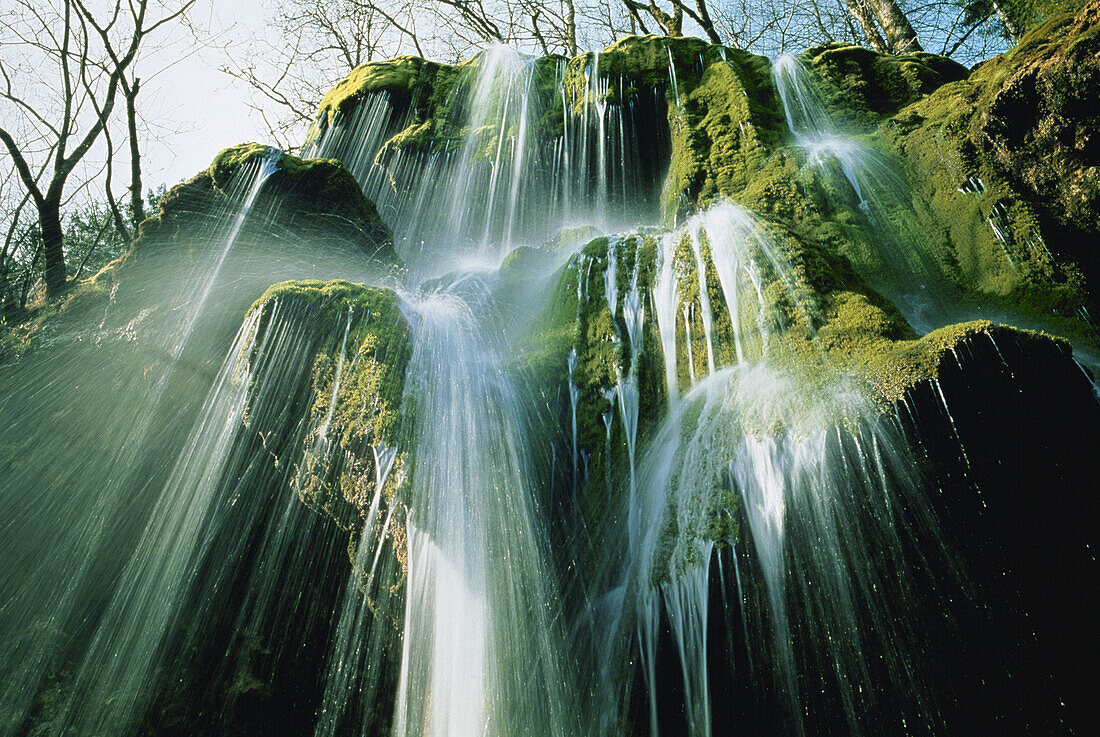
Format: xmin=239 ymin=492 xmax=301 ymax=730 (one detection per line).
xmin=0 ymin=154 xmax=288 ymax=735
xmin=388 ymin=284 xmax=577 ymax=737
xmin=771 ymin=55 xmax=946 ymax=317
xmin=620 ymin=364 xmax=951 ymax=737
xmin=2 ymin=36 xmax=1094 ymax=737
xmin=40 ymin=297 xmax=328 ymax=735
xmin=651 ymin=201 xmax=805 ymax=403
xmin=772 ymin=55 xmax=832 ymax=137
xmin=306 ymin=48 xmax=667 ymax=281
xmin=178 ymin=151 xmax=281 ymax=356
xmin=654 ymin=233 xmax=682 ymax=403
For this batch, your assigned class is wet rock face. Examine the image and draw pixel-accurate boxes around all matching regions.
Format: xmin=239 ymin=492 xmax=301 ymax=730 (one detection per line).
xmin=140 ymin=144 xmax=400 ymax=269
xmin=243 ymin=280 xmax=412 ymax=573
xmin=896 ymin=325 xmax=1099 ymax=736
xmin=875 ymin=0 xmax=1100 ymax=316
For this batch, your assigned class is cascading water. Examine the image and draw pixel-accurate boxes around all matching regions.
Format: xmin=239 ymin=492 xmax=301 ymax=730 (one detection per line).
xmin=386 ymin=284 xmax=578 ymax=737
xmin=0 ymin=154 xmax=283 ymax=735
xmin=2 ymin=33 xmax=1095 ymax=737
xmin=557 ymin=196 xmax=975 ymax=737
xmin=305 ymin=46 xmax=669 ymax=278
xmin=620 ymin=365 xmax=953 ymax=737
xmin=28 ymin=291 xmax=375 ymax=736
xmin=0 ymin=144 xmax=401 ymax=736
xmin=298 ymin=42 xmax=679 ymax=736
xmin=771 ymin=55 xmax=947 ymax=319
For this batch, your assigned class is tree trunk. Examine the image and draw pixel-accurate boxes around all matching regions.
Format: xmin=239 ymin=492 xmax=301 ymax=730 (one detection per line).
xmin=867 ymin=0 xmax=922 ymax=53
xmin=993 ymin=1 xmax=1025 ymax=41
xmin=126 ymin=78 xmax=146 ymax=228
xmin=845 ymin=0 xmax=890 ymax=52
xmin=564 ymin=0 xmax=578 ymax=55
xmin=40 ymin=197 xmax=67 ymax=299
xmin=693 ymin=0 xmax=723 ymax=44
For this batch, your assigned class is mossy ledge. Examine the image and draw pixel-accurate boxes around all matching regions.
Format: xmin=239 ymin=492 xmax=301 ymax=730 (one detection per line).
xmin=138 ymin=144 xmax=396 ymax=261
xmin=828 ymin=318 xmax=1071 ymax=405
xmin=0 ymin=145 xmax=404 ymax=366
xmin=209 ymin=144 xmax=397 ymax=266
xmin=804 ymin=43 xmax=968 ymax=133
xmin=519 ymin=227 xmax=1083 ymax=567
xmin=307 ymin=36 xmax=791 ymax=226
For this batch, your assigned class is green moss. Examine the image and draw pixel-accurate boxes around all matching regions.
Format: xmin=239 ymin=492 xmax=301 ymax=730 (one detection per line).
xmin=309 ymin=36 xmax=789 ymax=226
xmin=870 ymin=2 xmax=1097 ymax=340
xmin=0 ymin=253 xmax=134 ymax=366
xmin=738 ymin=150 xmax=876 ymax=281
xmin=971 ymin=0 xmax=1100 ymax=238
xmin=208 ymin=142 xmax=279 ymax=185
xmin=661 ymin=44 xmax=784 ymax=222
xmin=759 ymin=285 xmax=1069 ymax=408
xmin=0 ymin=316 xmax=30 ymax=364
xmin=245 ymin=280 xmax=412 ymax=574
xmin=580 ymin=35 xmax=709 ymax=97
xmin=856 ymin=320 xmax=1067 ymax=404
xmin=804 ymin=44 xmax=968 ymax=132
xmin=312 ymin=55 xmax=449 ymax=130
xmin=209 ymin=144 xmax=396 ymax=263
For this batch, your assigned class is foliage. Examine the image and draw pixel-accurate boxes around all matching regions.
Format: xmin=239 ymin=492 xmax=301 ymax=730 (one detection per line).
xmin=0 ymin=197 xmax=142 ymax=316
xmin=0 ymin=0 xmax=197 ymax=298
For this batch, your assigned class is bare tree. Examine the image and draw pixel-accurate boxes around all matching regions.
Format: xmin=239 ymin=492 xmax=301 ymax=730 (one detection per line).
xmin=863 ymin=0 xmax=922 ymax=51
xmin=225 ymin=0 xmax=1013 ymax=152
xmin=621 ymin=1 xmax=684 ymax=35
xmin=224 ymin=0 xmax=425 ymax=149
xmin=0 ymin=169 xmax=36 ymax=310
xmin=844 ymin=0 xmax=890 ymax=50
xmin=615 ymin=0 xmax=725 ymax=42
xmin=522 ymin=0 xmax=580 ymax=54
xmin=0 ymin=0 xmax=194 ymax=299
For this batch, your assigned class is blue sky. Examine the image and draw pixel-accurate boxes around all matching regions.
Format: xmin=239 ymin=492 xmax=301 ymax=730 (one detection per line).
xmin=141 ymin=1 xmax=281 ymax=188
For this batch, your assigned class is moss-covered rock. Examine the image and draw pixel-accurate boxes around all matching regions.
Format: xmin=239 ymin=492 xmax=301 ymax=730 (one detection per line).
xmin=662 ymin=46 xmax=784 ymax=222
xmin=805 ymin=44 xmax=968 ymax=132
xmin=517 ymin=191 xmax=1086 ymax=569
xmin=244 ymin=280 xmax=412 ymax=581
xmin=513 ymin=221 xmax=876 ymax=553
xmin=893 ymin=306 xmax=1098 ymax=737
xmin=737 ymin=148 xmax=886 ymax=286
xmin=819 ymin=314 xmax=1069 ymax=405
xmin=136 ymin=144 xmax=398 ymax=269
xmin=315 ymin=56 xmax=433 ymax=124
xmin=873 ymin=0 xmax=1099 ymax=331
xmin=594 ymin=34 xmax=709 ymax=89
xmin=0 ymin=143 xmax=403 ymax=368
xmin=211 ymin=144 xmax=396 ymax=263
xmin=978 ymin=0 xmax=1100 ymax=238
xmin=311 ymin=36 xmax=786 ymax=228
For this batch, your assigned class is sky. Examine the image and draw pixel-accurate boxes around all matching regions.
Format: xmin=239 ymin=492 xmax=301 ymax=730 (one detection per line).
xmin=139 ymin=1 xmax=286 ymax=189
